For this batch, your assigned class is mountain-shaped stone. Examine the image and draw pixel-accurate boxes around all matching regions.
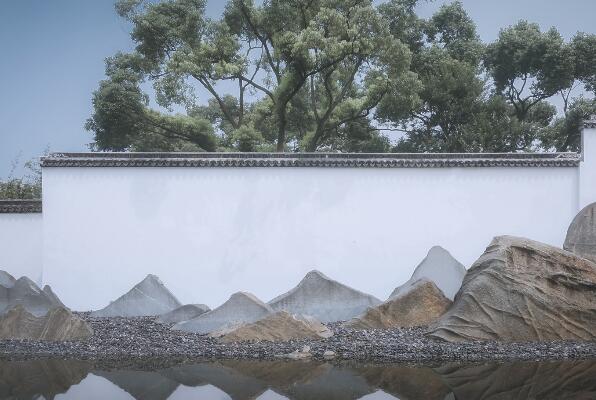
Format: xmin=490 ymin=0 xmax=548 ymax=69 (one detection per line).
xmin=0 ymin=270 xmax=16 ymax=288
xmin=564 ymin=202 xmax=596 ymax=263
xmin=215 ymin=311 xmax=333 ymax=343
xmin=346 ymin=279 xmax=452 ymax=330
xmin=156 ymin=304 xmax=211 ymax=324
xmin=428 ymin=236 xmax=596 ymax=342
xmin=0 ymin=273 xmax=65 ymax=317
xmin=0 ymin=305 xmax=92 ymax=341
xmin=173 ymin=292 xmax=273 ymax=334
xmin=268 ymin=270 xmax=381 ymax=322
xmin=91 ymin=274 xmax=182 ymax=317
xmin=390 ymin=246 xmax=466 ymax=301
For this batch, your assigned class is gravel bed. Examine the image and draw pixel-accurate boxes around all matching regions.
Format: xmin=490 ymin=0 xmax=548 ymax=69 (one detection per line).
xmin=0 ymin=314 xmax=595 ymax=363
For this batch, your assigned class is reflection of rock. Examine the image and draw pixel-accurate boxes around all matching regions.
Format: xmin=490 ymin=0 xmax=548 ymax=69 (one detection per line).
xmin=0 ymin=305 xmax=92 ymax=341
xmin=94 ymin=370 xmax=179 ymax=400
xmin=216 ymin=311 xmax=332 ymax=343
xmin=269 ymin=270 xmax=381 ymax=323
xmin=91 ymin=274 xmax=182 ymax=317
xmin=156 ymin=304 xmax=210 ymax=324
xmin=358 ymin=364 xmax=450 ymax=400
xmin=564 ymin=202 xmax=596 ymax=263
xmin=390 ymin=246 xmax=466 ymax=301
xmin=436 ymin=360 xmax=596 ymax=399
xmin=346 ymin=279 xmax=451 ymax=329
xmin=428 ymin=236 xmax=596 ymax=342
xmin=0 ymin=272 xmax=65 ymax=317
xmin=0 ymin=359 xmax=90 ymax=399
xmin=173 ymin=292 xmax=273 ymax=334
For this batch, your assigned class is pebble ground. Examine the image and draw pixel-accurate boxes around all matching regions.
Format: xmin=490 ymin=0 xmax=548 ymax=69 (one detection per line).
xmin=0 ymin=314 xmax=595 ymax=364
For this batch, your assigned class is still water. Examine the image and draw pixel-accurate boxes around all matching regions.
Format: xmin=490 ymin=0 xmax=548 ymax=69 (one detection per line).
xmin=0 ymin=359 xmax=594 ymax=399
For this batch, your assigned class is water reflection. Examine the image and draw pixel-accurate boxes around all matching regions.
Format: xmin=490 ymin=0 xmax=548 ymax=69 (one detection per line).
xmin=0 ymin=358 xmax=593 ymax=399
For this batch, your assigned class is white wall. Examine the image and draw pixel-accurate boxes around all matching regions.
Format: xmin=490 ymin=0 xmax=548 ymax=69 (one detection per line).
xmin=580 ymin=124 xmax=596 ymax=209
xmin=0 ymin=213 xmax=43 ymax=284
xmin=42 ymin=165 xmax=581 ymax=311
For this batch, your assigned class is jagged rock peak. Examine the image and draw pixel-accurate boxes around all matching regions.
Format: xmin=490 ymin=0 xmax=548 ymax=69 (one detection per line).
xmin=172 ymin=291 xmax=273 ymax=334
xmin=269 ymin=269 xmax=381 ymax=323
xmin=0 ymin=270 xmax=16 ymax=288
xmin=390 ymin=246 xmax=466 ymax=301
xmin=91 ymin=274 xmax=182 ymax=317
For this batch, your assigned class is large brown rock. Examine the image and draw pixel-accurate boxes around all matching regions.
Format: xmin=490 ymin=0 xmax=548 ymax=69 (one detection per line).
xmin=346 ymin=279 xmax=452 ymax=330
xmin=564 ymin=202 xmax=596 ymax=263
xmin=215 ymin=311 xmax=333 ymax=343
xmin=428 ymin=236 xmax=596 ymax=342
xmin=0 ymin=305 xmax=92 ymax=341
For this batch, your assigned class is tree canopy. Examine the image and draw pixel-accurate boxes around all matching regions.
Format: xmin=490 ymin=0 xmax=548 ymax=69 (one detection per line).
xmin=87 ymin=0 xmax=596 ymax=153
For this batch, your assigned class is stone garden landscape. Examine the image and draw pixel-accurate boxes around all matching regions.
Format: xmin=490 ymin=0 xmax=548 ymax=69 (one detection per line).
xmin=0 ymin=203 xmax=595 ymax=363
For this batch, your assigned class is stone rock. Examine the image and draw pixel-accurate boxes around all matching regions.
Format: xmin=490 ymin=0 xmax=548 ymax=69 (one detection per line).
xmin=428 ymin=236 xmax=596 ymax=342
xmin=390 ymin=246 xmax=466 ymax=301
xmin=0 ymin=270 xmax=16 ymax=288
xmin=280 ymin=346 xmax=313 ymax=360
xmin=564 ymin=202 xmax=596 ymax=263
xmin=346 ymin=279 xmax=452 ymax=330
xmin=268 ymin=270 xmax=381 ymax=323
xmin=0 ymin=305 xmax=92 ymax=341
xmin=0 ymin=273 xmax=65 ymax=317
xmin=215 ymin=311 xmax=333 ymax=343
xmin=173 ymin=292 xmax=273 ymax=334
xmin=323 ymin=350 xmax=336 ymax=359
xmin=155 ymin=304 xmax=211 ymax=324
xmin=91 ymin=274 xmax=182 ymax=317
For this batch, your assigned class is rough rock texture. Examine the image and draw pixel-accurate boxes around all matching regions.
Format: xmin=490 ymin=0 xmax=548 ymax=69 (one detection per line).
xmin=216 ymin=311 xmax=333 ymax=343
xmin=390 ymin=246 xmax=466 ymax=301
xmin=173 ymin=292 xmax=273 ymax=334
xmin=156 ymin=304 xmax=211 ymax=324
xmin=0 ymin=270 xmax=16 ymax=288
xmin=91 ymin=274 xmax=182 ymax=317
xmin=564 ymin=202 xmax=596 ymax=263
xmin=428 ymin=236 xmax=596 ymax=342
xmin=268 ymin=270 xmax=381 ymax=323
xmin=346 ymin=279 xmax=452 ymax=329
xmin=0 ymin=273 xmax=65 ymax=317
xmin=0 ymin=305 xmax=92 ymax=341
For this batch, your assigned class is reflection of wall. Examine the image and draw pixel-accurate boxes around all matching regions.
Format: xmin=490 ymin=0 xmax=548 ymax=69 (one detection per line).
xmin=0 ymin=212 xmax=42 ymax=284
xmin=42 ymin=162 xmax=580 ymax=311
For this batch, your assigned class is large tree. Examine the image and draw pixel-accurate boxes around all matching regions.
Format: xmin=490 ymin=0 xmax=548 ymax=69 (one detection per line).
xmin=88 ymin=0 xmax=419 ymax=152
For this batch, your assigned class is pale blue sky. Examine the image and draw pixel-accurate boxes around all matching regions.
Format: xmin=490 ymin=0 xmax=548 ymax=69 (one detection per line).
xmin=1 ymin=0 xmax=595 ymax=177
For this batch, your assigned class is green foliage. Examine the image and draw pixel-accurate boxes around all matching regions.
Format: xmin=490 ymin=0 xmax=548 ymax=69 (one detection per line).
xmin=0 ymin=157 xmax=42 ymax=200
xmin=87 ymin=0 xmax=596 ymax=154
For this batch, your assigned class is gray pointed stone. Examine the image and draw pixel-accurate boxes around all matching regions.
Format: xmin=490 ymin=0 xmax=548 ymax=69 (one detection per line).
xmin=390 ymin=246 xmax=466 ymax=301
xmin=173 ymin=292 xmax=273 ymax=334
xmin=0 ymin=270 xmax=16 ymax=288
xmin=564 ymin=202 xmax=596 ymax=263
xmin=0 ymin=274 xmax=65 ymax=317
xmin=156 ymin=304 xmax=211 ymax=324
xmin=268 ymin=270 xmax=381 ymax=323
xmin=91 ymin=274 xmax=182 ymax=317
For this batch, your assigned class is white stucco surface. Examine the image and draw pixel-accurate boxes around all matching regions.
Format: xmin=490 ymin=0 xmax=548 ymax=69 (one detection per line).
xmin=42 ymin=164 xmax=581 ymax=311
xmin=0 ymin=213 xmax=42 ymax=284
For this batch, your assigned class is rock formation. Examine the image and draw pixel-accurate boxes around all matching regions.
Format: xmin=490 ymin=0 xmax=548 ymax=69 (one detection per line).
xmin=156 ymin=304 xmax=211 ymax=324
xmin=268 ymin=270 xmax=381 ymax=322
xmin=215 ymin=311 xmax=333 ymax=343
xmin=173 ymin=292 xmax=273 ymax=334
xmin=91 ymin=274 xmax=182 ymax=317
xmin=0 ymin=272 xmax=65 ymax=317
xmin=564 ymin=202 xmax=596 ymax=263
xmin=346 ymin=279 xmax=452 ymax=330
xmin=390 ymin=246 xmax=466 ymax=301
xmin=428 ymin=236 xmax=596 ymax=342
xmin=0 ymin=305 xmax=92 ymax=341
